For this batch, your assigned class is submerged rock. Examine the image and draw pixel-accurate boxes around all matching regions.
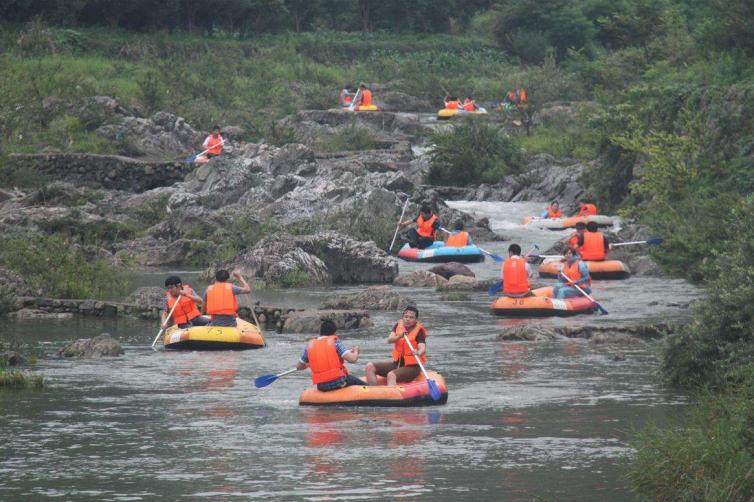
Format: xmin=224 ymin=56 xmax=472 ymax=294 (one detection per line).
xmin=393 ymin=271 xmax=448 ymax=288
xmin=428 ymin=262 xmax=475 ymax=280
xmin=497 ymin=323 xmax=670 ymax=342
xmin=322 ymin=286 xmax=415 ymax=311
xmin=281 ymin=310 xmax=373 ymax=334
xmin=57 ymin=333 xmax=124 ymax=358
xmin=8 ymin=308 xmax=73 ymax=320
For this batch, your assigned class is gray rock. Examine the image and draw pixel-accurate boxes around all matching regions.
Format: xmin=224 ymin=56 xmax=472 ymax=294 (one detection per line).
xmin=0 ymin=351 xmax=24 ymax=367
xmin=322 ymin=286 xmax=415 ymax=311
xmin=497 ymin=325 xmax=561 ymax=342
xmin=125 ymin=287 xmax=165 ymax=310
xmin=437 ymin=277 xmax=498 ymax=292
xmin=393 ymin=271 xmax=448 ymax=288
xmin=57 ymin=333 xmax=124 ymax=358
xmin=281 ymin=309 xmax=373 ymax=334
xmin=428 ymin=262 xmax=475 ymax=280
xmin=8 ymin=308 xmax=74 ymax=320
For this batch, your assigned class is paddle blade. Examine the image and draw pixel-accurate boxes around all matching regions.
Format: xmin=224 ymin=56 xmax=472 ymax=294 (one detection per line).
xmin=427 ymin=379 xmax=442 ymax=401
xmin=185 ymin=155 xmax=196 ymax=163
xmin=253 ymin=374 xmax=278 ymax=388
xmin=646 ymin=237 xmax=664 ymax=245
xmin=595 ymin=302 xmax=609 ymax=315
xmin=488 ymin=253 xmax=504 ymax=263
xmin=487 ymin=280 xmax=503 ymax=296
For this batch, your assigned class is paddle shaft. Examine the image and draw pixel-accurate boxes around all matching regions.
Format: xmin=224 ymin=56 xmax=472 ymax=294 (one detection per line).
xmin=388 ymin=197 xmax=410 ymax=253
xmin=402 ymin=334 xmax=432 ymax=383
xmin=349 ymin=89 xmax=361 ymax=110
xmin=151 ymin=294 xmax=183 ymax=350
xmin=275 ymin=368 xmax=299 ymax=379
xmin=611 ymin=239 xmax=661 ymax=247
xmin=439 ymin=227 xmax=502 ymax=261
xmin=559 ymin=271 xmax=606 ymax=313
xmin=191 ymin=138 xmax=225 ymax=160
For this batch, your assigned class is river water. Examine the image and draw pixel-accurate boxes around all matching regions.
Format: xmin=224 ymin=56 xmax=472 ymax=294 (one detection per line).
xmin=0 ymin=201 xmax=700 ymax=500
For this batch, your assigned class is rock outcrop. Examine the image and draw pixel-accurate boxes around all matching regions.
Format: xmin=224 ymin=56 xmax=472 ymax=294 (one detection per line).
xmin=393 ymin=271 xmax=448 ymax=288
xmin=428 ymin=262 xmax=475 ymax=280
xmin=322 ymin=286 xmax=415 ymax=311
xmin=281 ymin=309 xmax=373 ymax=334
xmin=57 ymin=333 xmax=124 ymax=358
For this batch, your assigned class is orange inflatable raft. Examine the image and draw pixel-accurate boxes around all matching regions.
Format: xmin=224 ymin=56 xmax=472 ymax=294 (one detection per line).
xmin=538 ymin=259 xmax=630 ymax=280
xmin=163 ymin=318 xmax=266 ymax=351
xmin=490 ymin=286 xmax=596 ymax=317
xmin=522 ymin=214 xmax=613 ymax=230
xmin=299 ymin=371 xmax=448 ymax=407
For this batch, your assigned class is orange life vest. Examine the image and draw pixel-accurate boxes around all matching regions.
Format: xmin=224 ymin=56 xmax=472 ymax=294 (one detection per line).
xmin=568 ymin=232 xmax=581 ymax=249
xmin=416 ymin=214 xmax=438 ymax=238
xmin=205 ymin=282 xmax=238 ymax=317
xmin=562 ymin=260 xmax=591 ymax=288
xmin=579 ymin=232 xmax=607 ymax=261
xmin=503 ymin=256 xmax=530 ymax=295
xmin=343 ymin=95 xmax=352 ymax=105
xmin=307 ymin=335 xmax=348 ymax=384
xmin=360 ymin=89 xmax=372 ymax=106
xmin=445 ymin=100 xmax=460 ymax=110
xmin=578 ymin=203 xmax=597 ymax=216
xmin=390 ymin=320 xmax=427 ymax=366
xmin=463 ymin=100 xmax=475 ymax=111
xmin=546 ymin=206 xmax=563 ymax=218
xmin=446 ymin=231 xmax=469 ymax=247
xmin=518 ymin=88 xmax=527 ymax=104
xmin=206 ymin=135 xmax=223 ymax=155
xmin=165 ymin=286 xmax=201 ymax=325
xmin=506 ymin=90 xmax=516 ymax=103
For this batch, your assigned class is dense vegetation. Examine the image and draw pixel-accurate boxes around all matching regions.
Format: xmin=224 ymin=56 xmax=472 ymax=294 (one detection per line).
xmin=1 ymin=1 xmax=754 ymax=496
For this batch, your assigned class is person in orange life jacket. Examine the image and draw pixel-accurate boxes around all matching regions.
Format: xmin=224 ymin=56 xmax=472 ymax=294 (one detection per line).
xmin=552 ymin=247 xmax=591 ymax=299
xmin=339 ymin=85 xmax=355 ymax=106
xmin=501 ymin=243 xmax=534 ymax=298
xmin=576 ymin=221 xmax=610 ymax=261
xmin=462 ymin=97 xmax=477 ymax=111
xmin=161 ymin=275 xmax=209 ymax=329
xmin=296 ymin=319 xmax=367 ymax=391
xmin=358 ymin=83 xmax=373 ymax=107
xmin=541 ymin=200 xmax=563 ymax=219
xmin=568 ymin=221 xmax=587 ymax=249
xmin=445 ymin=221 xmax=473 ymax=247
xmin=365 ymin=306 xmax=427 ymax=386
xmin=203 ymin=269 xmax=251 ymax=327
xmin=577 ymin=202 xmax=598 ymax=217
xmin=202 ymin=125 xmax=224 ymax=158
xmin=400 ymin=204 xmax=441 ymax=249
xmin=444 ymin=95 xmax=460 ymax=110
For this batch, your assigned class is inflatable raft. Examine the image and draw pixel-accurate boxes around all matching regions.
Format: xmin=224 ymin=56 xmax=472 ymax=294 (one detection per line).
xmin=163 ymin=318 xmax=266 ymax=351
xmin=490 ymin=286 xmax=596 ymax=317
xmin=538 ymin=259 xmax=630 ymax=280
xmin=397 ymin=241 xmax=485 ymax=263
xmin=437 ymin=108 xmax=489 ymax=120
xmin=299 ymin=371 xmax=448 ymax=407
xmin=522 ymin=214 xmax=614 ymax=230
xmin=342 ymin=104 xmax=380 ymax=112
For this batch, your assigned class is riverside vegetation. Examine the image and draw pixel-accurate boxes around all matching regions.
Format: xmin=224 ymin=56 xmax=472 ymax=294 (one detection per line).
xmin=1 ymin=0 xmax=754 ymax=498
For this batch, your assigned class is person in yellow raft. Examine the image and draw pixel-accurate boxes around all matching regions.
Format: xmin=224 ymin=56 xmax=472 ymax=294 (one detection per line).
xmin=365 ymin=306 xmax=428 ymax=386
xmin=161 ymin=275 xmax=209 ymax=329
xmin=203 ymin=269 xmax=251 ymax=327
xmin=356 ymin=83 xmax=373 ymax=110
xmin=296 ymin=319 xmax=367 ymax=391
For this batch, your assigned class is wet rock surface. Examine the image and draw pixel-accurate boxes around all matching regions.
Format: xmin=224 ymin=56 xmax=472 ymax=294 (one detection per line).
xmin=57 ymin=333 xmax=124 ymax=358
xmin=428 ymin=262 xmax=475 ymax=280
xmin=281 ymin=309 xmax=373 ymax=334
xmin=393 ymin=270 xmax=448 ymax=288
xmin=497 ymin=323 xmax=672 ymax=342
xmin=321 ymin=286 xmax=415 ymax=311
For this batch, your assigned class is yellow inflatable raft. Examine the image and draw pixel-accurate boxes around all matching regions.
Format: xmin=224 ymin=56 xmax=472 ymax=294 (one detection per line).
xmin=342 ymin=104 xmax=380 ymax=112
xmin=163 ymin=318 xmax=266 ymax=351
xmin=437 ymin=108 xmax=489 ymax=120
xmin=299 ymin=371 xmax=448 ymax=407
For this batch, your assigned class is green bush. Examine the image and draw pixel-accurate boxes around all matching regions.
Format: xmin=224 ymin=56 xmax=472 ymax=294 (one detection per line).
xmin=315 ymin=125 xmax=379 ymax=152
xmin=0 ymin=234 xmax=129 ymax=299
xmin=426 ymin=120 xmax=524 ymax=186
xmin=0 ymin=368 xmax=45 ymax=389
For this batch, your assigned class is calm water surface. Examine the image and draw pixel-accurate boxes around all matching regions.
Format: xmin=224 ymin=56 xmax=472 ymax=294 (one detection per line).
xmin=0 ymin=201 xmax=699 ymax=500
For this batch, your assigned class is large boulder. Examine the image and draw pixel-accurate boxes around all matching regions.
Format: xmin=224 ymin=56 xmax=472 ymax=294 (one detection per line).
xmin=223 ymin=231 xmax=398 ymax=286
xmin=281 ymin=309 xmax=373 ymax=334
xmin=57 ymin=333 xmax=124 ymax=358
xmin=393 ymin=271 xmax=448 ymax=288
xmin=321 ymin=286 xmax=415 ymax=311
xmin=96 ymin=111 xmax=203 ymax=158
xmin=428 ymin=262 xmax=475 ymax=280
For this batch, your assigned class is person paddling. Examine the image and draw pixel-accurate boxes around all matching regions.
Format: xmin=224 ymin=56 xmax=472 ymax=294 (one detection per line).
xmin=161 ymin=275 xmax=209 ymax=329
xmin=203 ymin=269 xmax=251 ymax=327
xmin=541 ymin=200 xmax=563 ymax=219
xmin=552 ymin=248 xmax=592 ymax=299
xmin=201 ymin=125 xmax=224 ymax=159
xmin=444 ymin=95 xmax=460 ymax=110
xmin=400 ymin=204 xmax=441 ymax=249
xmin=365 ymin=306 xmax=429 ymax=386
xmin=296 ymin=319 xmax=366 ymax=391
xmin=445 ymin=221 xmax=473 ymax=247
xmin=501 ymin=243 xmax=534 ymax=298
xmin=577 ymin=221 xmax=610 ymax=261
xmin=357 ymin=83 xmax=373 ymax=108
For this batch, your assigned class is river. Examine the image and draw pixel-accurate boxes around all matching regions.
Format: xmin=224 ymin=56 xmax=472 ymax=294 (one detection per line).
xmin=0 ymin=201 xmax=700 ymax=500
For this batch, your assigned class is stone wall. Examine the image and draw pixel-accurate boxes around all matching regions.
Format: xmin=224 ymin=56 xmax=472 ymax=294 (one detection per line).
xmin=8 ymin=153 xmax=193 ymax=193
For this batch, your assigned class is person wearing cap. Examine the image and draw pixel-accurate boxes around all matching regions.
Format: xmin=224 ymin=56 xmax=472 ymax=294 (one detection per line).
xmin=400 ymin=204 xmax=441 ymax=249
xmin=296 ymin=319 xmax=366 ymax=391
xmin=552 ymin=248 xmax=591 ymax=299
xmin=161 ymin=276 xmax=209 ymax=329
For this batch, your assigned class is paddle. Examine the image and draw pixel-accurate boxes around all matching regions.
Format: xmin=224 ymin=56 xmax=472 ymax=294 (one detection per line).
xmin=151 ymin=294 xmax=183 ymax=351
xmin=402 ymin=334 xmax=442 ymax=401
xmin=559 ymin=271 xmax=608 ymax=315
xmin=387 ymin=197 xmax=410 ymax=255
xmin=249 ymin=302 xmax=265 ymax=346
xmin=487 ymin=244 xmax=539 ymax=296
xmin=186 ymin=138 xmax=225 ymax=163
xmin=439 ymin=227 xmax=503 ymax=262
xmin=254 ymin=368 xmax=298 ymax=388
xmin=611 ymin=237 xmax=664 ymax=247
xmin=348 ymin=88 xmax=361 ymax=111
